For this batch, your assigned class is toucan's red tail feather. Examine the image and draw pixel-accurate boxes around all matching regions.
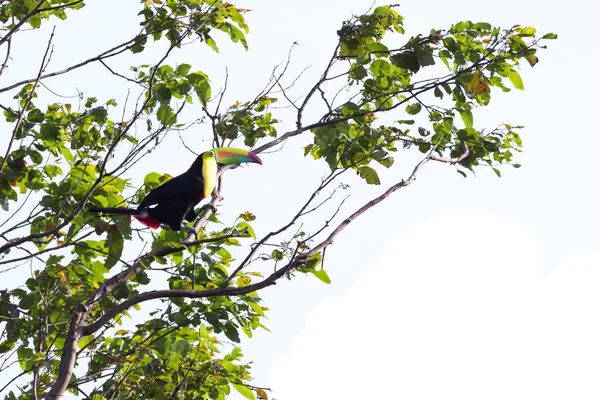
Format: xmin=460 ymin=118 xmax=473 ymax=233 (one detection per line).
xmin=89 ymin=207 xmax=161 ymax=229
xmin=134 ymin=215 xmax=161 ymax=229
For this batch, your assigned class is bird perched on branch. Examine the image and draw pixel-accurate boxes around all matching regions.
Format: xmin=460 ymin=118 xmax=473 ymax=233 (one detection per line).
xmin=88 ymin=147 xmax=262 ymax=237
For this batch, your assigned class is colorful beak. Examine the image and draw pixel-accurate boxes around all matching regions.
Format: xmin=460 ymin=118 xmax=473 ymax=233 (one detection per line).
xmin=213 ymin=147 xmax=263 ymax=165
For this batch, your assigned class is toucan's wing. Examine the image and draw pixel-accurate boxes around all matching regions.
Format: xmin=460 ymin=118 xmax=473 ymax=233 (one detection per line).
xmin=148 ymin=199 xmax=196 ymax=231
xmin=138 ymin=175 xmax=204 ymax=210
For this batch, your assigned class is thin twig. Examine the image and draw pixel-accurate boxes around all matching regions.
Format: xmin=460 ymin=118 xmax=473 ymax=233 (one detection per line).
xmin=0 ymin=35 xmax=11 ymax=76
xmin=0 ymin=26 xmax=55 ymax=174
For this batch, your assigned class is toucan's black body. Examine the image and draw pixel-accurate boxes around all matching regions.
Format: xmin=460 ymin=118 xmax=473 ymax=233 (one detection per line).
xmin=89 ymin=161 xmax=206 ymax=231
xmin=88 ymin=148 xmax=262 ymax=234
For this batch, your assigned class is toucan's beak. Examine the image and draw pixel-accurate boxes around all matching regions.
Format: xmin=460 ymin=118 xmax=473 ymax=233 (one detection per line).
xmin=213 ymin=147 xmax=263 ymax=165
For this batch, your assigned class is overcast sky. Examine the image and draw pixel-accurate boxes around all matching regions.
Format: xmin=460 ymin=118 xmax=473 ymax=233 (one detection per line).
xmin=1 ymin=0 xmax=599 ymax=399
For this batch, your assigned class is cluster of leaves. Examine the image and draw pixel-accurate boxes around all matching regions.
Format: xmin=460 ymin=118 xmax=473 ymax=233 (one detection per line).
xmin=306 ymin=5 xmax=557 ymax=183
xmin=216 ymin=96 xmax=279 ymax=147
xmin=86 ymin=323 xmax=255 ymax=400
xmin=0 ymin=94 xmax=120 ymax=211
xmin=0 ymin=0 xmax=85 ymax=31
xmin=135 ymin=0 xmax=249 ymax=53
xmin=134 ymin=62 xmax=213 ymax=127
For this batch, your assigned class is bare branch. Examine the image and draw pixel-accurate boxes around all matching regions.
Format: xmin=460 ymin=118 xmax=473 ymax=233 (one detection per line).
xmin=295 ymin=39 xmax=341 ymax=130
xmin=0 ymin=231 xmax=94 ymax=268
xmin=0 ymin=25 xmax=171 ymax=95
xmin=100 ymin=59 xmax=143 ymax=86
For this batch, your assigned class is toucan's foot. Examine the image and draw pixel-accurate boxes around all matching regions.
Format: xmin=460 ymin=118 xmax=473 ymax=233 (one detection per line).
xmin=195 ymin=203 xmax=217 ymax=216
xmin=179 ymin=224 xmax=198 ymax=238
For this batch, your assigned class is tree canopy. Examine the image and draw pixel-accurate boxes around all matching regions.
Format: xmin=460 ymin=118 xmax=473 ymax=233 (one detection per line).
xmin=0 ymin=1 xmax=555 ymax=399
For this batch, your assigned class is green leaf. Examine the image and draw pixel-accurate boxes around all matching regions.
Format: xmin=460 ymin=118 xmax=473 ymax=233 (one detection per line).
xmin=29 ymin=14 xmax=41 ymax=28
xmin=157 ymin=65 xmax=174 ymax=78
xmin=155 ymin=85 xmax=171 ymax=103
xmin=311 ymin=268 xmax=331 ymax=285
xmin=224 ymin=322 xmax=240 ymax=343
xmin=157 ymin=104 xmax=177 ymax=126
xmin=18 ymin=294 xmax=36 ymax=310
xmin=168 ymin=353 xmax=181 ymax=370
xmin=492 ymin=167 xmax=502 ymax=177
xmin=90 ymin=107 xmax=108 ymax=123
xmin=341 ymin=102 xmax=360 ymax=116
xmin=44 ymin=165 xmax=62 ymax=178
xmin=131 ymin=35 xmax=147 ymax=53
xmin=78 ymin=335 xmax=95 ymax=350
xmin=271 ymin=250 xmax=284 ymax=261
xmin=415 ymin=45 xmax=435 ymax=67
xmin=28 ymin=109 xmax=45 ymax=123
xmin=443 ymin=37 xmax=459 ymax=52
xmin=367 ymin=42 xmax=389 ymax=57
xmin=390 ymin=52 xmax=420 ymax=73
xmin=29 ymin=151 xmax=43 ymax=164
xmin=518 ymin=26 xmax=536 ymax=37
xmin=370 ymin=59 xmax=391 ymax=77
xmin=473 ymin=22 xmax=492 ymax=31
xmin=17 ymin=346 xmax=33 ymax=370
xmin=508 ymin=70 xmax=524 ymax=90
xmin=0 ymin=340 xmax=16 ymax=354
xmin=237 ymin=222 xmax=256 ymax=239
xmin=233 ymin=384 xmax=255 ymax=400
xmin=542 ymin=33 xmax=558 ymax=40
xmin=350 ymin=65 xmax=368 ymax=80
xmin=357 ymin=166 xmax=380 ymax=185
xmin=40 ymin=125 xmax=60 ymax=141
xmin=405 ymin=103 xmax=422 ymax=115
xmin=105 ymin=231 xmax=124 ymax=269
xmin=176 ymin=64 xmax=192 ymax=76
xmin=143 ymin=172 xmax=163 ymax=185
xmin=205 ymin=35 xmax=219 ymax=52
xmin=459 ymin=109 xmax=473 ymax=128
xmin=376 ymin=157 xmax=394 ymax=168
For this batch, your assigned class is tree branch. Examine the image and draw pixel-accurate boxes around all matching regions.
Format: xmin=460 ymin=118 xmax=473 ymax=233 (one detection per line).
xmin=46 ymin=304 xmax=86 ymax=399
xmin=0 ymin=38 xmax=134 ymax=95
xmin=427 ymin=141 xmax=469 ymax=164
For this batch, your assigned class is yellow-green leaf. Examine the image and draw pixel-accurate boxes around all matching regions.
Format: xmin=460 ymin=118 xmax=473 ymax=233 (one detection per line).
xmin=357 ymin=166 xmax=380 ymax=185
xmin=233 ymin=384 xmax=255 ymax=400
xmin=509 ymin=70 xmax=524 ymax=90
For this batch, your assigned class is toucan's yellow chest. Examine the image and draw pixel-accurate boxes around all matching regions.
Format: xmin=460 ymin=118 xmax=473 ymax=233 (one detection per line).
xmin=201 ymin=157 xmax=218 ymax=200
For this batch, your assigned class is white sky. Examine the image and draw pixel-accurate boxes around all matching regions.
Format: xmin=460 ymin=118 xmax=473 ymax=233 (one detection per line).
xmin=1 ymin=0 xmax=599 ymax=399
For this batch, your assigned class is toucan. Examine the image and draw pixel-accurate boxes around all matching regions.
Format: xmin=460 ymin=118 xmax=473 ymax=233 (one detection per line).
xmin=88 ymin=147 xmax=262 ymax=236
